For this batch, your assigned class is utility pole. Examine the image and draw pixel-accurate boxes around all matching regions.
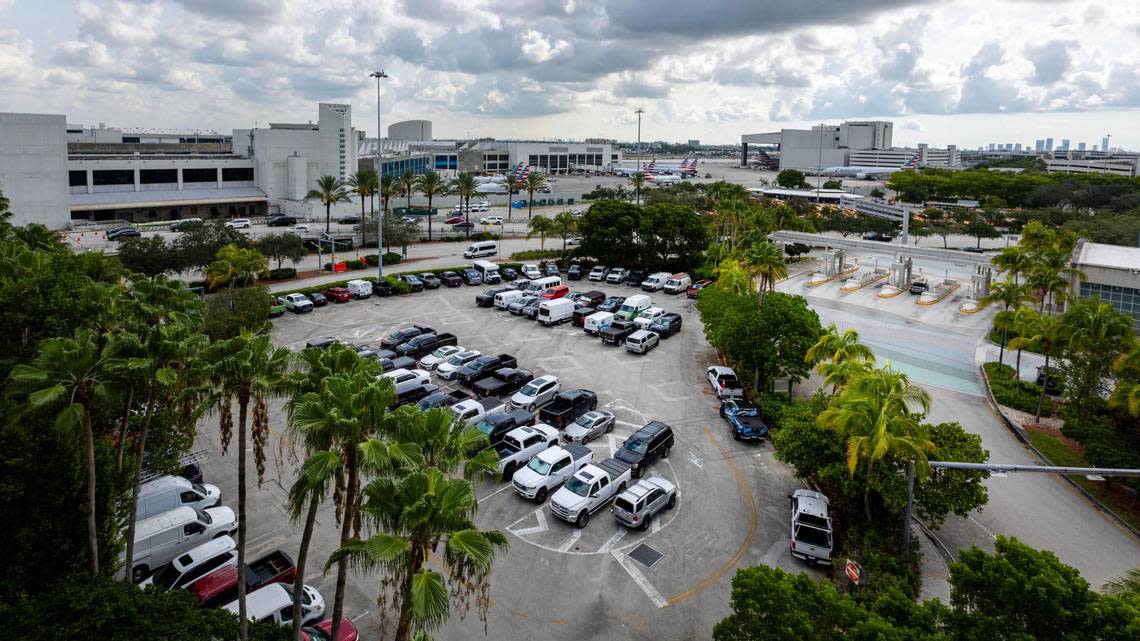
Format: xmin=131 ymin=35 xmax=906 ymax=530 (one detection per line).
xmin=370 ymin=70 xmax=388 ymax=278
xmin=816 ymin=122 xmax=824 ymax=204
xmin=635 ymin=108 xmax=645 ymax=173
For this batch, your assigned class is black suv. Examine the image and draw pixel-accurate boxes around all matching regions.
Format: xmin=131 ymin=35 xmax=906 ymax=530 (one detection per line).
xmin=567 ymin=264 xmax=583 ymax=280
xmin=267 ymin=215 xmax=297 ymax=227
xmin=648 ymin=313 xmax=683 ymax=338
xmin=372 ymin=280 xmax=396 ymax=297
xmin=440 ymin=271 xmax=463 ymax=287
xmin=476 ymin=287 xmax=512 ymax=308
xmin=624 ymin=270 xmax=646 ymax=287
xmin=614 ymin=421 xmax=674 ymax=478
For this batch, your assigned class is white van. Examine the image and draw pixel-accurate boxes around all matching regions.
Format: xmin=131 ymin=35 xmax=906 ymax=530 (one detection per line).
xmin=345 ymin=279 xmax=372 ymax=299
xmin=616 ymin=294 xmax=651 ymax=320
xmin=663 ymin=273 xmax=692 ymax=295
xmin=494 ymin=289 xmax=526 ymax=310
xmin=225 ymin=583 xmax=326 ymax=627
xmin=464 ymin=240 xmax=498 ymax=259
xmin=473 ymin=259 xmax=501 ymax=283
xmin=140 ymin=535 xmax=237 ymax=591
xmin=522 ymin=263 xmax=542 ymax=279
xmin=583 ymin=311 xmax=616 ymax=336
xmin=640 ymin=272 xmax=672 ymax=292
xmin=537 ymin=298 xmax=576 ymax=326
xmin=125 ymin=505 xmax=237 ymax=582
xmin=136 ymin=475 xmax=221 ymax=521
xmin=524 ymin=275 xmax=562 ymax=293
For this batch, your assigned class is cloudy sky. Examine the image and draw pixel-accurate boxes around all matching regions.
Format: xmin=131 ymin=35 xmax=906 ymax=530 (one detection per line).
xmin=3 ymin=0 xmax=1139 ymax=148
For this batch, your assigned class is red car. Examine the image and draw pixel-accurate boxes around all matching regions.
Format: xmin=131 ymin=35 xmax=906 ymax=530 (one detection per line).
xmin=301 ymin=617 xmax=359 ymax=641
xmin=540 ymin=285 xmax=570 ymax=300
xmin=686 ymin=279 xmax=713 ymax=299
xmin=323 ymin=287 xmax=352 ymax=303
xmin=190 ymin=550 xmax=296 ymax=608
xmin=444 ymin=215 xmax=465 ymax=224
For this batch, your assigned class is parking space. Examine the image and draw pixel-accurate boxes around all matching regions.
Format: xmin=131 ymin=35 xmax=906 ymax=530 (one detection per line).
xmin=195 ymin=277 xmax=819 ymax=641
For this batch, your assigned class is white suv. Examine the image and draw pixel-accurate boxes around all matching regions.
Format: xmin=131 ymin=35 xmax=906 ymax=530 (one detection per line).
xmin=225 ymin=218 xmax=252 ymax=229
xmin=283 ymin=293 xmax=313 ymax=313
xmin=510 ymin=375 xmax=561 ymax=412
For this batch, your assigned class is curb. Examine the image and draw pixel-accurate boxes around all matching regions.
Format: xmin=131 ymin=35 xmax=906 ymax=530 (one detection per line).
xmin=977 ymin=363 xmax=1140 ymax=541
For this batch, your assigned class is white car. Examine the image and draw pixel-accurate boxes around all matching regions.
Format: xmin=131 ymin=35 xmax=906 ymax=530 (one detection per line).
xmin=419 ymin=345 xmax=463 ymax=370
xmin=588 ymin=266 xmax=607 ymax=281
xmin=569 ymin=208 xmax=583 ymax=215
xmin=436 ymin=350 xmax=481 ymax=380
xmin=379 ymin=368 xmax=431 ymax=397
xmin=707 ymin=365 xmax=744 ymax=399
xmin=225 ymin=218 xmax=252 ymax=229
xmin=566 ymin=236 xmax=582 ymax=246
xmin=290 ymin=224 xmax=314 ymax=233
xmin=633 ymin=306 xmax=666 ymax=330
xmin=522 ymin=263 xmax=542 ymax=279
xmin=224 ymin=583 xmax=325 ymax=626
xmin=606 ymin=267 xmax=628 ymax=284
xmin=282 ymin=293 xmax=313 ymax=313
xmin=479 ymin=215 xmax=504 ymax=225
xmin=473 ymin=202 xmax=490 ymax=212
xmin=510 ymin=374 xmax=561 ymax=412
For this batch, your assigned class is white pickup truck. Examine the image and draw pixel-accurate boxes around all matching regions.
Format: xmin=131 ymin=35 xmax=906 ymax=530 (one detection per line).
xmin=450 ymin=397 xmax=505 ymax=425
xmin=511 ymin=443 xmax=593 ymax=503
xmin=789 ymin=489 xmax=833 ymax=565
xmin=549 ymin=458 xmax=632 ymax=528
xmin=494 ymin=424 xmax=559 ymax=481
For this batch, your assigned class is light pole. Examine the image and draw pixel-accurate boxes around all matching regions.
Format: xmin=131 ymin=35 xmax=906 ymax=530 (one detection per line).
xmin=634 ymin=108 xmax=645 ymax=173
xmin=370 ymin=70 xmax=389 ymax=279
xmin=816 ymin=122 xmax=824 ymax=204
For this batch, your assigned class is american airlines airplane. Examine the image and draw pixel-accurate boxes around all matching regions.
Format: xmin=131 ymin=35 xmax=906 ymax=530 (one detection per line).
xmin=820 ymin=154 xmax=919 ymax=179
xmin=612 ymin=158 xmax=697 ymax=178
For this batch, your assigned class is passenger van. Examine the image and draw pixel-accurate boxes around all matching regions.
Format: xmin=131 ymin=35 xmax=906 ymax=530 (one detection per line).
xmin=663 ymin=273 xmax=692 ymax=295
xmin=345 ymin=279 xmax=372 ymax=299
xmin=616 ymin=294 xmax=651 ymax=320
xmin=537 ymin=298 xmax=576 ymax=326
xmin=640 ymin=272 xmax=672 ymax=292
xmin=139 ymin=535 xmax=237 ymax=591
xmin=464 ymin=240 xmax=498 ymax=259
xmin=494 ymin=289 xmax=526 ymax=310
xmin=524 ymin=276 xmax=562 ymax=293
xmin=473 ymin=259 xmax=501 ymax=283
xmin=583 ymin=311 xmax=616 ymax=336
xmin=136 ymin=475 xmax=221 ymax=521
xmin=124 ymin=505 xmax=237 ymax=582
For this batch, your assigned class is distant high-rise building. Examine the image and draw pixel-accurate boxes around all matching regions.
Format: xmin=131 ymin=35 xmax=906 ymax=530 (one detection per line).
xmin=988 ymin=143 xmax=996 ymax=151
xmin=687 ymin=139 xmax=700 ymax=147
xmin=1103 ymin=136 xmax=1110 ymax=152
xmin=1060 ymin=138 xmax=1070 ymax=151
xmin=1077 ymin=142 xmax=1086 ymax=151
xmin=1045 ymin=138 xmax=1054 ymax=151
xmin=1014 ymin=143 xmax=1022 ymax=151
xmin=1035 ymin=139 xmax=1045 ymax=151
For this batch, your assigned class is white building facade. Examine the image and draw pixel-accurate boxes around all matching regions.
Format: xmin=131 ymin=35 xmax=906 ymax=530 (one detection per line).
xmin=0 ymin=113 xmax=71 ymax=229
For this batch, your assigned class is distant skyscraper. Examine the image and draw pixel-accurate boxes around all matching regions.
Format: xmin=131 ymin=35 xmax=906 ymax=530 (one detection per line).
xmin=1045 ymin=138 xmax=1054 ymax=151
xmin=1103 ymin=136 xmax=1110 ymax=152
xmin=1077 ymin=142 xmax=1086 ymax=151
xmin=1014 ymin=143 xmax=1022 ymax=151
xmin=1035 ymin=139 xmax=1045 ymax=151
xmin=1060 ymin=138 xmax=1070 ymax=151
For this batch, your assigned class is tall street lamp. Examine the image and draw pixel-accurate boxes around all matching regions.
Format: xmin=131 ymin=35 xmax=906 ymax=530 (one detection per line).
xmin=634 ymin=108 xmax=645 ymax=173
xmin=370 ymin=70 xmax=389 ymax=278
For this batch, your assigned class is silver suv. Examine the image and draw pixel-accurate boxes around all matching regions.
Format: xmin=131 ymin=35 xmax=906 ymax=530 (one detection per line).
xmin=611 ymin=476 xmax=676 ymax=529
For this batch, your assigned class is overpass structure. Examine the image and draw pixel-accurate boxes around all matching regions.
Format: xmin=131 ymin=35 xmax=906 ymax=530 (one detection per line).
xmin=768 ymin=231 xmax=994 ymax=266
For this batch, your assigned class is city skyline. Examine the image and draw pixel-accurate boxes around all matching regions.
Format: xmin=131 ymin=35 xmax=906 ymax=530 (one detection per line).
xmin=3 ymin=0 xmax=1140 ymax=147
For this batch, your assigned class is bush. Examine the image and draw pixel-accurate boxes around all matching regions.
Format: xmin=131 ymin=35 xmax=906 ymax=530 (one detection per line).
xmin=260 ymin=267 xmax=296 ymax=281
xmin=383 ymin=252 xmax=401 ymax=265
xmin=983 ymin=362 xmax=1051 ymax=417
xmin=510 ymin=249 xmax=562 ymax=261
xmin=345 ymin=259 xmax=367 ymax=270
xmin=690 ymin=264 xmax=717 ymax=281
xmin=363 ymin=254 xmax=379 ymax=267
xmin=470 ymin=232 xmax=500 ymax=241
xmin=785 ymin=242 xmax=812 ymax=257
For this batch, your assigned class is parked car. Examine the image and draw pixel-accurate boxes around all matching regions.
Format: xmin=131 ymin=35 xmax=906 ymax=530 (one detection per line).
xmin=337 ymin=215 xmax=360 ymax=225
xmin=540 ymin=285 xmax=570 ymax=300
xmin=452 ymin=222 xmax=475 ymax=230
xmin=510 ymin=374 xmax=561 ymax=412
xmin=457 ymin=354 xmax=519 ymax=386
xmin=124 ymin=505 xmax=237 ymax=582
xmin=304 ymin=337 xmax=338 ymax=349
xmin=789 ymin=489 xmax=833 ymax=565
xmin=479 ymin=215 xmax=504 ymax=225
xmin=436 ymin=350 xmax=481 ymax=380
xmin=624 ymin=269 xmax=647 ymax=287
xmin=611 ymin=476 xmax=677 ymax=530
xmin=415 ymin=389 xmax=470 ymax=412
xmin=135 ymin=475 xmax=221 ymax=521
xmin=633 ymin=306 xmax=666 ymax=330
xmin=521 ymin=297 xmax=543 ymax=319
xmin=494 ymin=424 xmax=560 ymax=481
xmin=559 ymin=409 xmax=614 ymax=444
xmin=571 ymin=304 xmax=596 ymax=327
xmin=511 ymin=443 xmax=593 ymax=503
xmin=472 ymin=409 xmax=536 ymax=449
xmin=501 ymin=267 xmax=519 ymax=281
xmin=270 ymin=298 xmax=287 ymax=317
xmin=624 ymin=329 xmax=660 ymax=355
xmin=599 ymin=319 xmax=637 ymax=345
xmin=322 ymin=287 xmax=352 ymax=303
xmin=477 ymin=287 xmax=512 ymax=308
xmin=567 ymin=264 xmax=583 ymax=280
xmin=282 ymin=293 xmax=314 ymax=313
xmin=549 ymin=459 xmax=631 ymax=528
xmin=606 ymin=267 xmax=628 ymax=284
xmin=140 ymin=535 xmax=237 ymax=591
xmin=1036 ymin=366 xmax=1062 ymax=395
xmin=398 ymin=274 xmax=424 ymax=292
xmin=306 ymin=292 xmax=329 ymax=307
xmin=301 ymin=618 xmax=359 ymax=641
xmin=614 ymin=421 xmax=674 ymax=478
xmin=107 ymin=226 xmax=141 ymax=240
xmin=190 ymin=549 xmax=296 ymax=607
xmin=543 ymin=263 xmax=560 ymax=277
xmin=648 ymin=312 xmax=683 ymax=338
xmin=461 ymin=269 xmax=483 ymax=285
xmin=395 ymin=333 xmax=458 ymax=360
xmin=538 ymin=389 xmax=598 ymax=429
xmin=224 ymin=218 xmax=252 ymax=229
xmin=508 ymin=295 xmax=539 ymax=315
xmin=472 ymin=368 xmax=534 ymax=398
xmin=266 ymin=215 xmax=298 ymax=227
xmin=686 ymin=279 xmax=713 ymax=299
xmin=418 ymin=272 xmax=442 ymax=289
xmin=223 ymin=582 xmax=324 ymax=627
xmin=537 ymin=298 xmax=576 ymax=326
xmin=707 ymin=366 xmax=744 ymax=399
xmin=584 ymin=311 xmax=615 ymax=336
xmin=380 ymin=324 xmax=434 ymax=349
xmin=522 ymin=263 xmax=542 ymax=279
xmin=720 ymin=399 xmax=769 ymax=441
xmin=587 ymin=266 xmax=607 ymax=281
xmin=596 ymin=295 xmax=625 ymax=313
xmin=444 ymin=215 xmax=465 ymax=224
xmin=663 ymin=273 xmax=692 ymax=294
xmin=450 ymin=397 xmax=506 ymax=426
xmin=440 ymin=271 xmax=463 ymax=287
xmin=418 ymin=345 xmax=464 ymax=370
xmin=640 ymin=272 xmax=672 ymax=292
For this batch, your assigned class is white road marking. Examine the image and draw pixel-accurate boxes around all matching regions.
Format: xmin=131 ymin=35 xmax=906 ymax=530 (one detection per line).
xmin=614 ymin=419 xmax=642 ymax=428
xmin=969 ymin=515 xmax=998 ymax=540
xmin=759 ymin=539 xmax=786 ymax=566
xmin=478 ymin=484 xmax=514 ymax=501
xmin=558 ymin=529 xmax=583 ymax=552
xmin=510 ymin=509 xmax=549 ymax=537
xmin=688 ymin=452 xmax=704 ymax=469
xmin=507 ymin=506 xmax=545 ymax=530
xmin=351 ymin=611 xmax=371 ymax=622
xmin=608 ymin=434 xmax=617 ymax=458
xmin=611 ymin=550 xmax=669 ymax=608
xmin=651 ymin=517 xmax=663 ymax=534
xmin=598 ymin=529 xmax=628 ymax=553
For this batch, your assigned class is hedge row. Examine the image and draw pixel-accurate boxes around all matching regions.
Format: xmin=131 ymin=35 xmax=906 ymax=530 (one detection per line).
xmin=510 ymin=249 xmax=563 ymax=260
xmin=983 ymin=362 xmax=1052 ymax=417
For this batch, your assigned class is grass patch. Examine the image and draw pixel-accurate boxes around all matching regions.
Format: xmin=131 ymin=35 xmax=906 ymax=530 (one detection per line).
xmin=983 ymin=362 xmax=1052 ymax=417
xmin=1027 ymin=430 xmax=1140 ymax=533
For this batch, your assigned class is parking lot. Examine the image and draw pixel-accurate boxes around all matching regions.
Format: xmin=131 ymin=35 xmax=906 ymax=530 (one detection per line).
xmin=194 ymin=276 xmax=819 ymax=641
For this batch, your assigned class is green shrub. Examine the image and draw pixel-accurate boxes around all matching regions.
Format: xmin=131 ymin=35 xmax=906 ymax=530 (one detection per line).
xmin=470 ymin=231 xmax=500 ymax=241
xmin=983 ymin=362 xmax=1051 ymax=417
xmin=260 ymin=267 xmax=296 ymax=281
xmin=691 ymin=264 xmax=717 ymax=281
xmin=345 ymin=259 xmax=366 ymax=270
xmin=383 ymin=252 xmax=401 ymax=265
xmin=511 ymin=249 xmax=562 ymax=260
xmin=363 ymin=254 xmax=379 ymax=266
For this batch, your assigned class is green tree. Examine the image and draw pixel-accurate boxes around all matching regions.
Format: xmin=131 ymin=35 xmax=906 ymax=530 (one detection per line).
xmin=742 ymin=240 xmax=787 ymax=307
xmin=776 ymin=169 xmax=807 ymax=189
xmin=551 ymin=210 xmax=577 ymax=257
xmin=1059 ymin=298 xmax=1136 ymax=422
xmin=821 ymin=179 xmax=843 ymax=190
xmin=399 ymin=169 xmax=416 ymax=214
xmin=201 ymin=333 xmax=291 ymax=641
xmin=525 ymin=172 xmax=546 ymax=220
xmin=576 ymin=200 xmax=642 ymax=267
xmin=305 ymin=176 xmax=352 ymax=234
xmin=639 ymin=202 xmax=710 ymax=272
xmin=1110 ymin=347 xmax=1140 ymax=419
xmin=256 ymin=233 xmax=307 ymax=270
xmin=117 ymin=235 xmax=175 ymax=275
xmin=964 ymin=216 xmax=1001 ymax=249
xmin=992 ymin=245 xmax=1033 ymax=285
xmin=173 ymin=220 xmax=253 ymax=273
xmin=380 ymin=173 xmax=397 ymax=218
xmin=414 ymin=170 xmax=446 ymax=241
xmin=630 ymin=171 xmax=646 ymax=205
xmin=347 ymin=170 xmax=376 ymax=224
xmin=527 ymin=216 xmax=555 ymax=251
xmin=1012 ymin=311 xmax=1065 ymax=421
xmin=806 ymin=324 xmax=876 ymax=392
xmin=982 ymin=279 xmax=1034 ymax=366
xmin=503 ymin=174 xmax=521 ymax=222
xmin=202 ymin=286 xmax=272 ymax=341
xmin=452 ymin=172 xmax=478 ymax=240
xmin=870 ymin=187 xmax=886 ymax=199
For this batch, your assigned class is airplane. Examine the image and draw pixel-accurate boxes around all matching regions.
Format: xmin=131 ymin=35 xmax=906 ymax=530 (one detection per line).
xmin=647 ymin=173 xmax=683 ymax=185
xmin=820 ymin=154 xmax=918 ymax=180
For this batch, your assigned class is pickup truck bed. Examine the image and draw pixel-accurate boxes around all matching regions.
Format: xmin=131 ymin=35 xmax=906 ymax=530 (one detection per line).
xmin=192 ymin=550 xmax=295 ymax=608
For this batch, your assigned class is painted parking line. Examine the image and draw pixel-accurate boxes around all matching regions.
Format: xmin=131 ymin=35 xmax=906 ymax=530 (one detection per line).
xmin=598 ymin=529 xmax=628 ymax=554
xmin=557 ymin=529 xmax=583 ymax=552
xmin=478 ymin=484 xmax=515 ymax=502
xmin=611 ymin=549 xmax=669 ymax=608
xmin=511 ymin=509 xmax=549 ymax=537
xmin=350 ymin=611 xmax=371 ymax=622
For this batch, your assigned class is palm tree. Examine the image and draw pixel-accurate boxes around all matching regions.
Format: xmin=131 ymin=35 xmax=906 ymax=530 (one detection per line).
xmin=818 ymin=366 xmax=935 ymax=521
xmin=348 ymin=170 xmax=375 ymax=224
xmin=400 ymin=169 xmax=416 ymax=213
xmin=306 ymin=176 xmax=352 ymax=234
xmin=287 ymin=451 xmax=338 ymax=640
xmin=982 ymin=279 xmax=1033 ymax=365
xmin=415 ymin=170 xmax=446 ymax=241
xmin=201 ymin=332 xmax=291 ymax=641
xmin=992 ymin=245 xmax=1033 ymax=285
xmin=713 ymin=258 xmax=753 ymax=295
xmin=453 ymin=173 xmax=478 ymax=240
xmin=527 ymin=216 xmax=555 ymax=251
xmin=1061 ymin=299 xmax=1136 ymax=421
xmin=552 ymin=210 xmax=578 ymax=257
xmin=9 ymin=329 xmax=117 ymax=576
xmin=504 ymin=174 xmax=521 ymax=222
xmin=630 ymin=171 xmax=646 ymax=205
xmin=1006 ymin=306 xmax=1040 ymax=390
xmin=380 ymin=174 xmax=397 ymax=218
xmin=807 ymin=325 xmax=875 ymax=368
xmin=992 ymin=308 xmax=1017 ymax=368
xmin=742 ymin=240 xmax=787 ymax=307
xmin=524 ymin=172 xmax=546 ymax=220
xmin=206 ymin=244 xmax=267 ymax=290
xmin=1013 ymin=311 xmax=1064 ymax=422
xmin=1103 ymin=567 xmax=1140 ymax=596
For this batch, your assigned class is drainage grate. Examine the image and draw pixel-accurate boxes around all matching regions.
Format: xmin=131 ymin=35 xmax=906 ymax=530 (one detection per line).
xmin=628 ymin=543 xmax=664 ymax=568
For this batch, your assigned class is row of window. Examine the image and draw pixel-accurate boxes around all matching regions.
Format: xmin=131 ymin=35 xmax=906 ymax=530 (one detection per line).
xmin=69 ymin=168 xmax=254 ymax=187
xmin=1080 ymin=282 xmax=1140 ymax=327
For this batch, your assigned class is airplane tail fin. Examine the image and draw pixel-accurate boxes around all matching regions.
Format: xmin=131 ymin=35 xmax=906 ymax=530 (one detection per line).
xmin=901 ymin=153 xmax=919 ymax=169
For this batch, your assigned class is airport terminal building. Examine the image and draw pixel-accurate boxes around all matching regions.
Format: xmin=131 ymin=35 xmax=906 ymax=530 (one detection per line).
xmin=741 ymin=120 xmax=960 ymax=172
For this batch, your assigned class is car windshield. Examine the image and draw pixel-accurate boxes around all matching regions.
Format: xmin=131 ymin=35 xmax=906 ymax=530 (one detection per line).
xmin=475 ymin=420 xmax=494 ymax=435
xmin=192 ymin=482 xmax=207 ymax=495
xmin=573 ymin=415 xmax=593 ymax=428
xmin=623 ymin=439 xmax=648 ymax=455
xmin=527 ymin=457 xmax=551 ymax=475
xmin=303 ymin=628 xmax=332 ymax=641
xmin=444 ymin=355 xmax=465 ymax=366
xmin=519 ymin=383 xmax=540 ymax=397
xmin=564 ymin=476 xmax=591 ymax=496
xmin=430 ymin=347 xmax=450 ymax=358
xmin=619 ymin=304 xmax=635 ymax=313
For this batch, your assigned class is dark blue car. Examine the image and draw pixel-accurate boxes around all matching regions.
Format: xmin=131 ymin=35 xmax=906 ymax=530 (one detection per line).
xmin=720 ymin=399 xmax=768 ymax=442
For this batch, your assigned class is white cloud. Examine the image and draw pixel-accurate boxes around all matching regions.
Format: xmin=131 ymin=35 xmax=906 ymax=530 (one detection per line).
xmin=519 ymin=29 xmax=571 ymax=63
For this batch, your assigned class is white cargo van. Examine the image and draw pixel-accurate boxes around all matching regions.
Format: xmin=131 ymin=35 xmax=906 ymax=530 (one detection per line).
xmin=124 ymin=505 xmax=237 ymax=582
xmin=464 ymin=240 xmax=498 ymax=258
xmin=494 ymin=289 xmax=526 ymax=310
xmin=345 ymin=279 xmax=372 ymax=299
xmin=136 ymin=475 xmax=221 ymax=521
xmin=524 ymin=275 xmax=562 ymax=293
xmin=663 ymin=273 xmax=692 ymax=294
xmin=537 ymin=299 xmax=576 ymax=326
xmin=473 ymin=259 xmax=501 ymax=283
xmin=640 ymin=272 xmax=672 ymax=292
xmin=583 ymin=311 xmax=615 ymax=336
xmin=616 ymin=294 xmax=651 ymax=320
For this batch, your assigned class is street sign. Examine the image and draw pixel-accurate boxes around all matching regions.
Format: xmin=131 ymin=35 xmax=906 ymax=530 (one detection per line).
xmin=845 ymin=559 xmax=862 ymax=585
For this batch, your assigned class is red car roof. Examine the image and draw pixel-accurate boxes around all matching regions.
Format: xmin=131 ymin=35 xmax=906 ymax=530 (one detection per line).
xmin=301 ymin=617 xmax=359 ymax=641
xmin=190 ymin=564 xmax=238 ymax=604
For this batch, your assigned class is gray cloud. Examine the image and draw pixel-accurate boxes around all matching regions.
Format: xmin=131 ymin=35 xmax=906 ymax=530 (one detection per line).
xmin=613 ymin=77 xmax=671 ymax=99
xmin=1024 ymin=39 xmax=1075 ymax=85
xmin=712 ymin=63 xmax=811 ymax=88
xmin=172 ymin=0 xmax=283 ymax=22
xmin=956 ymin=42 xmax=1032 ymax=112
